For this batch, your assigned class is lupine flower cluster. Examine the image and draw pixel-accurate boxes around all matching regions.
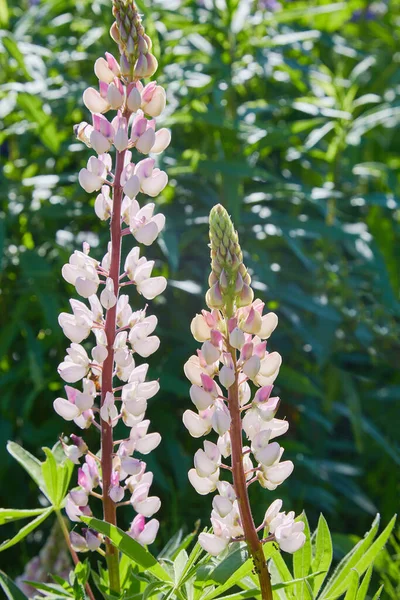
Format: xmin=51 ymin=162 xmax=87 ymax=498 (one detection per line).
xmin=53 ymin=0 xmax=168 ymax=560
xmin=183 ymin=205 xmax=305 ymax=595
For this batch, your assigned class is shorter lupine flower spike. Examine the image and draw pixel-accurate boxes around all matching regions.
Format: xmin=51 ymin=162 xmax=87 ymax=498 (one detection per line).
xmin=184 ymin=204 xmax=305 ymax=600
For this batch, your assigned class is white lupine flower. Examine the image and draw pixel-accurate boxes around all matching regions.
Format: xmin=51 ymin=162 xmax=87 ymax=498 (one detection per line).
xmin=273 ymin=515 xmax=306 ymax=554
xmin=135 ymin=158 xmax=168 ymax=197
xmin=83 ymin=87 xmax=110 ymax=114
xmin=219 ymin=365 xmax=235 ymax=389
xmin=183 ymin=408 xmax=214 ymax=438
xmin=212 ymin=400 xmax=231 ymax=436
xmin=95 ymin=185 xmax=113 ymax=220
xmin=58 ymin=300 xmax=93 ymax=343
xmin=217 ymin=432 xmax=231 ymax=458
xmin=100 ymin=277 xmax=117 ymax=309
xmin=194 ymin=441 xmax=221 ymax=477
xmin=100 ymin=392 xmax=118 ymax=426
xmin=198 ymin=532 xmax=229 ymax=556
xmin=79 ymin=155 xmax=111 ymax=193
xmin=62 ymin=251 xmax=100 ymax=299
xmin=188 ymin=468 xmax=219 ymax=495
xmin=58 ymin=344 xmax=90 ymax=383
xmin=129 ymin=200 xmax=165 ymax=246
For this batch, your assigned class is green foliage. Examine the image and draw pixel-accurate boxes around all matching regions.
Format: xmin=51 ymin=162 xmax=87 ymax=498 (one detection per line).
xmin=10 ymin=513 xmax=393 ymax=599
xmin=0 ymin=442 xmax=73 ymax=553
xmin=0 ymin=0 xmax=399 ymax=589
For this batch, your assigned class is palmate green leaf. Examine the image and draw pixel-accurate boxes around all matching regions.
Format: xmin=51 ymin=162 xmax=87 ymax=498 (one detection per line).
xmin=0 ymin=570 xmax=29 ymax=600
xmin=41 ymin=447 xmax=74 ymax=508
xmin=82 ymin=517 xmax=172 ymax=583
xmin=0 ymin=506 xmax=53 ymax=553
xmin=311 ymin=514 xmax=333 ymax=595
xmin=320 ymin=515 xmax=396 ymax=599
xmin=0 ymin=507 xmax=47 ymax=526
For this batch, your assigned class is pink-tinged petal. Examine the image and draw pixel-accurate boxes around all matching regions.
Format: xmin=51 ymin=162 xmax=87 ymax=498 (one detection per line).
xmin=53 ymin=398 xmax=80 ymax=420
xmin=57 ymin=362 xmax=87 ymax=383
xmin=140 ymin=171 xmax=168 ymax=197
xmin=259 ymin=312 xmax=278 ymax=339
xmin=107 ymin=83 xmax=124 ymax=109
xmin=259 ymin=352 xmax=282 ymax=377
xmin=90 ymin=130 xmax=112 ymax=154
xmin=136 ymin=128 xmax=156 ymax=154
xmin=133 ymin=496 xmax=161 ymax=517
xmin=94 ymin=57 xmax=115 ymax=83
xmin=142 ymin=85 xmax=166 ymax=117
xmin=78 ymin=169 xmax=103 ymax=193
xmin=188 ymin=469 xmax=217 ymax=495
xmin=127 ymin=85 xmax=142 ymax=112
xmin=70 ymin=531 xmax=88 ymax=552
xmin=83 ymin=88 xmax=110 ymax=114
xmin=151 ymin=128 xmax=171 ymax=154
xmin=183 ymin=410 xmax=211 ymax=438
xmin=138 ymin=519 xmax=159 ymax=545
xmin=190 ymin=385 xmax=214 ymax=411
xmin=114 ymin=128 xmax=129 ymax=152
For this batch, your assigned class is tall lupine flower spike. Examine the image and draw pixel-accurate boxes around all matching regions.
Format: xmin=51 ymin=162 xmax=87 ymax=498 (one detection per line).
xmin=184 ymin=205 xmax=305 ymax=600
xmin=55 ymin=1 xmax=169 ymax=594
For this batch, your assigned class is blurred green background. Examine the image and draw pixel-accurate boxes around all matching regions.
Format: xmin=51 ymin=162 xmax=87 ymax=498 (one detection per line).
xmin=0 ymin=0 xmax=399 ymax=590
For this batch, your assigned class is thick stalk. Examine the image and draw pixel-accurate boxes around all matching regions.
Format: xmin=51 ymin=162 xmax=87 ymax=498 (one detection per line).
xmin=227 ymin=340 xmax=273 ymax=600
xmin=100 ymin=120 xmax=130 ymax=593
xmin=56 ymin=510 xmax=96 ymax=600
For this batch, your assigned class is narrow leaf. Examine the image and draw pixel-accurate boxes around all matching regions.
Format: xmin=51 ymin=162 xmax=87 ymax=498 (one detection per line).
xmin=81 ymin=517 xmax=171 ymax=582
xmin=0 ymin=570 xmax=29 ymax=600
xmin=0 ymin=507 xmax=47 ymax=526
xmin=344 ymin=570 xmax=359 ymax=600
xmin=356 ymin=565 xmax=373 ymax=600
xmin=311 ymin=514 xmax=333 ymax=595
xmin=293 ymin=513 xmax=312 ymax=599
xmin=0 ymin=507 xmax=53 ymax=552
xmin=6 ymin=441 xmax=44 ymax=491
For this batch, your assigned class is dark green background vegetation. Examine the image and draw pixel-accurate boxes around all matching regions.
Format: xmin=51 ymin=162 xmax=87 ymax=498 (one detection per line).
xmin=0 ymin=0 xmax=399 ymax=592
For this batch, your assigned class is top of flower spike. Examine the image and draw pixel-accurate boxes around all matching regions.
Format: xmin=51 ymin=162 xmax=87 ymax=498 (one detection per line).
xmin=206 ymin=204 xmax=253 ymax=314
xmin=110 ymin=0 xmax=158 ymax=81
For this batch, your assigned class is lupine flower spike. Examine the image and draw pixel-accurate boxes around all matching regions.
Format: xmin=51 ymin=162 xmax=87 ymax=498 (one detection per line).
xmin=55 ymin=1 xmax=169 ymax=594
xmin=184 ymin=205 xmax=305 ymax=600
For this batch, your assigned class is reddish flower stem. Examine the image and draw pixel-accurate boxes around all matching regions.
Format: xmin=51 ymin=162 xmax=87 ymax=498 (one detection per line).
xmin=227 ymin=337 xmax=273 ymax=600
xmin=100 ymin=111 xmax=130 ymax=594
